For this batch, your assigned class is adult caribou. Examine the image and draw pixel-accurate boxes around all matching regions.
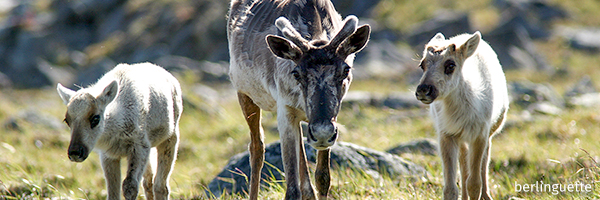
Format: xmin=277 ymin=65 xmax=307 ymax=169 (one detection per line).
xmin=227 ymin=0 xmax=370 ymax=199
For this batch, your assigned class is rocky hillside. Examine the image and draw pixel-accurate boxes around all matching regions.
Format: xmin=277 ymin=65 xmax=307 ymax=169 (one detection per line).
xmin=0 ymin=0 xmax=596 ymax=89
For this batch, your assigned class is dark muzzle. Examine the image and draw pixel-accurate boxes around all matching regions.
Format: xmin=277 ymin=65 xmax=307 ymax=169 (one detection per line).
xmin=415 ymin=84 xmax=437 ymax=104
xmin=67 ymin=143 xmax=89 ymax=162
xmin=306 ymin=122 xmax=338 ymax=150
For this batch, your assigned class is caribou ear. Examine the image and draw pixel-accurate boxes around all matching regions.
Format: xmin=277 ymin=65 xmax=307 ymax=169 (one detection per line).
xmin=458 ymin=31 xmax=481 ymax=58
xmin=266 ymin=35 xmax=303 ymax=61
xmin=96 ymin=81 xmax=119 ymax=107
xmin=337 ymin=24 xmax=370 ymax=57
xmin=57 ymin=83 xmax=76 ymax=105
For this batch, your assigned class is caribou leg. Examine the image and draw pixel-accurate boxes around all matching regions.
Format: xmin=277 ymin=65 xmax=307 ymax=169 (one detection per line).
xmin=315 ymin=149 xmax=331 ymax=200
xmin=298 ymin=129 xmax=317 ymax=200
xmin=238 ymin=92 xmax=265 ymax=200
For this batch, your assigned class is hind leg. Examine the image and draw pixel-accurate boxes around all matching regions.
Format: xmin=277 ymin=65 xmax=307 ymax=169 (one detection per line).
xmin=154 ymin=133 xmax=179 ymax=200
xmin=143 ymin=153 xmax=154 ymax=200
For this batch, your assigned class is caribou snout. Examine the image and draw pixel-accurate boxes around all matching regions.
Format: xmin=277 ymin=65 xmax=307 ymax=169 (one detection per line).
xmin=416 ymin=84 xmax=437 ymax=104
xmin=307 ymin=122 xmax=338 ymax=150
xmin=67 ymin=143 xmax=89 ymax=162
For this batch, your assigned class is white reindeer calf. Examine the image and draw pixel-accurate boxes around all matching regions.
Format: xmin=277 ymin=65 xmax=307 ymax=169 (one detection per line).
xmin=415 ymin=32 xmax=509 ymax=200
xmin=57 ymin=63 xmax=183 ymax=200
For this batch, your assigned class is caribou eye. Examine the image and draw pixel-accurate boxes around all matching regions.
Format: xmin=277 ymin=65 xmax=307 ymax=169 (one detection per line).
xmin=444 ymin=60 xmax=456 ymax=75
xmin=344 ymin=66 xmax=351 ymax=75
xmin=89 ymin=115 xmax=100 ymax=129
xmin=291 ymin=69 xmax=301 ymax=81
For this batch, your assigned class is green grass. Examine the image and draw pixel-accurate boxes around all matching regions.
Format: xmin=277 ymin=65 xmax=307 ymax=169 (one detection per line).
xmin=2 ymin=0 xmax=600 ymax=199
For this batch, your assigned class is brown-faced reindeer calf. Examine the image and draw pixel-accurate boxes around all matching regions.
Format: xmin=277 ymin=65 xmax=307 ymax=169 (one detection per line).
xmin=57 ymin=63 xmax=183 ymax=200
xmin=415 ymin=32 xmax=509 ymax=200
xmin=227 ymin=0 xmax=370 ymax=199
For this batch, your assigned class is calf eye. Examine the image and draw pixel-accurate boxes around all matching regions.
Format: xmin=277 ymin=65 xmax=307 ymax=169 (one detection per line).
xmin=444 ymin=60 xmax=456 ymax=75
xmin=89 ymin=115 xmax=100 ymax=129
xmin=63 ymin=118 xmax=70 ymax=127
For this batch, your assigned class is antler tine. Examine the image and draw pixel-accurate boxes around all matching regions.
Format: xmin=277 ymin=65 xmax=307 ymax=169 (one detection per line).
xmin=328 ymin=15 xmax=358 ymax=48
xmin=275 ymin=17 xmax=309 ymax=52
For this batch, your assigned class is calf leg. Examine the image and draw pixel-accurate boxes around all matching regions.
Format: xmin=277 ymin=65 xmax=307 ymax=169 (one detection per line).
xmin=238 ymin=93 xmax=265 ymax=200
xmin=100 ymin=153 xmax=121 ymax=200
xmin=143 ymin=161 xmax=154 ymax=200
xmin=154 ymin=133 xmax=179 ymax=200
xmin=480 ymin=139 xmax=492 ymax=200
xmin=440 ymin=134 xmax=459 ymax=200
xmin=315 ymin=149 xmax=330 ymax=200
xmin=466 ymin=136 xmax=487 ymax=200
xmin=459 ymin=143 xmax=468 ymax=200
xmin=123 ymin=146 xmax=150 ymax=200
xmin=298 ymin=133 xmax=316 ymax=200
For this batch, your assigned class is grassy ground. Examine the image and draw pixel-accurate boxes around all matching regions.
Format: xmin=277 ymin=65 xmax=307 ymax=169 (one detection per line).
xmin=1 ymin=0 xmax=600 ymax=199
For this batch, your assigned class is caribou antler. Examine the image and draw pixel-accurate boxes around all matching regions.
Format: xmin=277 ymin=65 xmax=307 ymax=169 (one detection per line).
xmin=328 ymin=15 xmax=358 ymax=49
xmin=275 ymin=17 xmax=310 ymax=52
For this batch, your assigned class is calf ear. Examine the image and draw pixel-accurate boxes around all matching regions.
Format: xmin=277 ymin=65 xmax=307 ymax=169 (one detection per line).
xmin=266 ymin=35 xmax=303 ymax=61
xmin=430 ymin=32 xmax=445 ymax=43
xmin=96 ymin=81 xmax=119 ymax=107
xmin=459 ymin=31 xmax=481 ymax=58
xmin=57 ymin=83 xmax=76 ymax=105
xmin=337 ymin=24 xmax=370 ymax=57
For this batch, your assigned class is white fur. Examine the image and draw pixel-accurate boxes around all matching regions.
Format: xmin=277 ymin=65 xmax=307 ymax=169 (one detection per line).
xmin=417 ymin=32 xmax=509 ymax=200
xmin=57 ymin=62 xmax=183 ymax=200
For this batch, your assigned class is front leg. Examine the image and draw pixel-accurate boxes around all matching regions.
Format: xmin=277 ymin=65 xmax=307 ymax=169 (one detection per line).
xmin=315 ymin=149 xmax=330 ymax=200
xmin=100 ymin=153 xmax=121 ymax=200
xmin=154 ymin=133 xmax=179 ymax=200
xmin=440 ymin=134 xmax=459 ymax=200
xmin=237 ymin=92 xmax=265 ymax=200
xmin=278 ymin=104 xmax=303 ymax=200
xmin=123 ymin=145 xmax=150 ymax=200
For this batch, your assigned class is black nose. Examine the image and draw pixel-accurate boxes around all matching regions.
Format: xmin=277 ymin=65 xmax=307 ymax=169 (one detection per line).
xmin=416 ymin=84 xmax=433 ymax=96
xmin=68 ymin=145 xmax=88 ymax=162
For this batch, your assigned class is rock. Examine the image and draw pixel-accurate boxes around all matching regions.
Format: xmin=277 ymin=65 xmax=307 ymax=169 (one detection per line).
xmin=0 ymin=71 xmax=13 ymax=89
xmin=407 ymin=10 xmax=471 ymax=50
xmin=485 ymin=14 xmax=551 ymax=72
xmin=342 ymin=91 xmax=425 ymax=110
xmin=387 ymin=139 xmax=439 ymax=156
xmin=567 ymin=93 xmax=600 ymax=108
xmin=527 ymin=102 xmax=562 ymax=115
xmin=4 ymin=109 xmax=65 ymax=131
xmin=557 ymin=27 xmax=600 ymax=52
xmin=74 ymin=57 xmax=116 ymax=87
xmin=494 ymin=0 xmax=568 ymax=28
xmin=383 ymin=92 xmax=424 ymax=109
xmin=564 ymin=75 xmax=596 ymax=97
xmin=353 ymin=39 xmax=417 ymax=80
xmin=508 ymin=81 xmax=564 ymax=108
xmin=330 ymin=0 xmax=381 ymax=17
xmin=207 ymin=140 xmax=428 ymax=197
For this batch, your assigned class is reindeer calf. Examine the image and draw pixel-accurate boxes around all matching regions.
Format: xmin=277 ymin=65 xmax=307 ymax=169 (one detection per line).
xmin=415 ymin=32 xmax=509 ymax=200
xmin=57 ymin=63 xmax=183 ymax=200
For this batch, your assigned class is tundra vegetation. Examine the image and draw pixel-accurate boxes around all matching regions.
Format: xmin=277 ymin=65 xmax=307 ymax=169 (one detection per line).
xmin=0 ymin=0 xmax=599 ymax=199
